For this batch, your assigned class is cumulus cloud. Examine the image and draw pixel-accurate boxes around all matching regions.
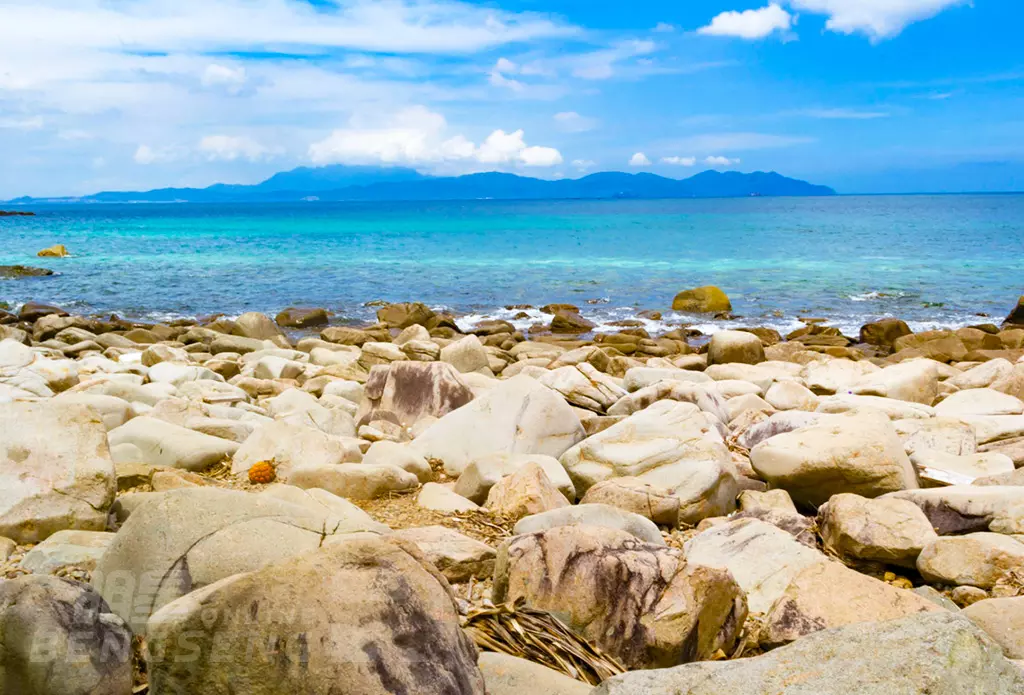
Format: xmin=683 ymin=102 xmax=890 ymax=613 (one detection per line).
xmin=554 ymin=111 xmax=598 ymax=133
xmin=201 ymin=64 xmax=248 ymax=94
xmin=699 ymin=4 xmax=793 ymax=39
xmin=661 ymin=156 xmax=697 ymax=166
xmin=705 ymin=155 xmax=741 ymax=167
xmin=789 ymin=0 xmax=967 ymax=39
xmin=134 ymin=145 xmax=184 ymax=165
xmin=198 ymin=135 xmax=272 ymax=162
xmin=629 ymin=152 xmax=652 ymax=167
xmin=308 ymin=106 xmax=562 ymax=169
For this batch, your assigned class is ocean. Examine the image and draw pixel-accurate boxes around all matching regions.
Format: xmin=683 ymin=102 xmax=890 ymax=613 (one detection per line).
xmin=2 ymin=194 xmax=1022 ymax=336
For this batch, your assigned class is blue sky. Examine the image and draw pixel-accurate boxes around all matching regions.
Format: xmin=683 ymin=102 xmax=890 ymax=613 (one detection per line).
xmin=1 ymin=0 xmax=1021 ymax=197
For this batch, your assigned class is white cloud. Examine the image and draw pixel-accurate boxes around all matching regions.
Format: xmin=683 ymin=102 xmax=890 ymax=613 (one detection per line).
xmin=653 ymin=22 xmax=676 ymax=33
xmin=629 ymin=152 xmax=652 ymax=167
xmin=570 ymin=40 xmax=657 ymax=80
xmin=308 ymin=106 xmax=562 ymax=169
xmin=788 ymin=0 xmax=967 ymax=39
xmin=801 ymin=108 xmax=889 ymax=119
xmin=572 ymin=159 xmax=596 ymax=170
xmin=489 ymin=58 xmax=525 ymax=92
xmin=554 ymin=111 xmax=598 ymax=133
xmin=198 ymin=135 xmax=272 ymax=162
xmin=0 ymin=116 xmax=44 ymax=131
xmin=201 ymin=64 xmax=247 ymax=94
xmin=705 ymin=155 xmax=741 ymax=167
xmin=661 ymin=156 xmax=697 ymax=166
xmin=699 ymin=4 xmax=793 ymax=39
xmin=134 ymin=145 xmax=184 ymax=165
xmin=675 ymin=132 xmax=815 ymax=151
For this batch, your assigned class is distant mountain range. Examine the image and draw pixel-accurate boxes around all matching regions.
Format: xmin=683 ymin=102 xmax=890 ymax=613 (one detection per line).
xmin=6 ymin=165 xmax=836 ymax=204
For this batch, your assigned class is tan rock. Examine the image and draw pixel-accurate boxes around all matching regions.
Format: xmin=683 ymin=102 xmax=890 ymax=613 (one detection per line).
xmin=392 ymin=525 xmax=495 ymax=583
xmin=818 ymin=493 xmax=937 ymax=568
xmin=708 ymin=330 xmax=765 ymax=365
xmin=494 ymin=525 xmax=746 ymax=670
xmin=672 ymin=286 xmax=731 ymax=314
xmin=963 ymin=597 xmax=1024 ymax=659
xmin=918 ymin=533 xmax=1024 ymax=589
xmin=579 ymin=477 xmax=680 ymax=525
xmin=485 ymin=462 xmax=570 ymax=521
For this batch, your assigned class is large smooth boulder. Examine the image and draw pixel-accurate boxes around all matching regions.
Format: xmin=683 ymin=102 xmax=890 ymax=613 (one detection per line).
xmin=391 ymin=525 xmax=496 ymax=583
xmin=108 ymin=416 xmax=239 ymax=471
xmin=0 ymin=402 xmax=116 ymax=543
xmin=376 ymin=301 xmax=437 ymax=328
xmin=579 ymin=478 xmax=680 ymax=526
xmin=146 ymin=535 xmax=484 ymax=695
xmin=411 ymin=375 xmax=585 ymax=476
xmin=275 ymin=306 xmax=329 ymax=328
xmin=513 ymin=503 xmax=665 ymax=545
xmin=592 ymin=612 xmax=1024 ymax=695
xmin=750 ymin=412 xmax=918 ymax=507
xmin=859 ymin=318 xmax=912 ymax=349
xmin=484 ymin=462 xmax=570 ymax=521
xmin=1004 ymin=295 xmax=1024 ymax=326
xmin=684 ymin=518 xmax=827 ymax=613
xmin=21 ymin=530 xmax=115 ymax=574
xmin=911 ymin=448 xmax=1014 ymax=485
xmin=894 ymin=417 xmax=977 ymax=456
xmin=851 ymin=359 xmax=939 ymax=405
xmin=0 ymin=575 xmax=133 ymax=695
xmin=356 ymin=361 xmax=474 ymax=428
xmin=761 ymin=560 xmax=940 ymax=646
xmin=454 ymin=453 xmax=575 ymax=504
xmin=232 ymin=311 xmax=286 ymax=343
xmin=230 ymin=420 xmax=362 ymax=479
xmin=92 ymin=487 xmax=386 ymax=631
xmin=708 ymin=330 xmax=765 ymax=365
xmin=917 ymin=533 xmax=1024 ymax=589
xmin=263 ymin=388 xmax=357 ymax=438
xmin=561 ymin=400 xmax=738 ymax=524
xmin=818 ymin=493 xmax=937 ymax=568
xmin=440 ymin=335 xmax=491 ymax=374
xmin=288 ymin=462 xmax=419 ymax=500
xmin=53 ymin=392 xmax=134 ymax=430
xmin=493 ymin=525 xmax=746 ymax=670
xmin=672 ymin=286 xmax=731 ymax=314
xmin=936 ymin=388 xmax=1024 ymax=417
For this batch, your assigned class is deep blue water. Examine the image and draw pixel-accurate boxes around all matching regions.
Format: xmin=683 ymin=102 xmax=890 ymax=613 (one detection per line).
xmin=2 ymin=195 xmax=1022 ymax=334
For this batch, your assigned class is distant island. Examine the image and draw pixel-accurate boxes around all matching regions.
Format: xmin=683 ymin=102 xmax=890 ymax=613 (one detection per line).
xmin=5 ymin=166 xmax=836 ymax=205
xmin=0 ymin=210 xmax=35 ymax=216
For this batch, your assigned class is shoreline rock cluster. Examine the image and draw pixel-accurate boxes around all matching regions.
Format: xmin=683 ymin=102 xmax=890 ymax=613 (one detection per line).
xmin=2 ymin=288 xmax=1024 ymax=694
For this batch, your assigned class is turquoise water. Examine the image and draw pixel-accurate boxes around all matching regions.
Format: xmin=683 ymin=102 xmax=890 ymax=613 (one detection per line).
xmin=2 ymin=195 xmax=1022 ymax=334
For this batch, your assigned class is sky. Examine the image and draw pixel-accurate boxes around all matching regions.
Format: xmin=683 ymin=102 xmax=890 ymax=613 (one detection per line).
xmin=1 ymin=0 xmax=1022 ymax=197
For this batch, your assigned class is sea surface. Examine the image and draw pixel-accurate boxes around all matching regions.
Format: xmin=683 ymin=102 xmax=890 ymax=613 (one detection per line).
xmin=2 ymin=195 xmax=1022 ymax=335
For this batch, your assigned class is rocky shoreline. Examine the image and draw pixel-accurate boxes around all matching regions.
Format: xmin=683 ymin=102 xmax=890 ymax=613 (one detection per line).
xmin=2 ymin=287 xmax=1024 ymax=694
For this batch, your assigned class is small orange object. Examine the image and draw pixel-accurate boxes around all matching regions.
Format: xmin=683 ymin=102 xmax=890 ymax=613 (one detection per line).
xmin=248 ymin=460 xmax=277 ymax=485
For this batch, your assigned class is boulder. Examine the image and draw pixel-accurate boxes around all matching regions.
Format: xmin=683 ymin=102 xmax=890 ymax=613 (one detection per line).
xmin=801 ymin=358 xmax=880 ymax=395
xmin=950 ymin=359 xmax=1015 ymax=390
xmin=962 ymin=597 xmax=1024 ymax=659
xmin=357 ymin=361 xmax=474 ymax=429
xmin=493 ymin=525 xmax=746 ymax=670
xmin=538 ymin=363 xmax=627 ymax=413
xmin=512 ymin=503 xmax=665 ymax=545
xmin=750 ymin=411 xmax=918 ymax=508
xmin=232 ymin=311 xmax=286 ymax=343
xmin=274 ymin=306 xmax=329 ymax=328
xmin=886 ymin=486 xmax=1024 ymax=534
xmin=734 ymin=410 xmax=824 ymax=450
xmin=671 ymin=286 xmax=731 ymax=314
xmin=684 ymin=518 xmax=827 ymax=613
xmin=761 ymin=560 xmax=940 ymax=646
xmin=108 ymin=416 xmax=239 ymax=471
xmin=440 ymin=335 xmax=491 ymax=374
xmin=454 ymin=453 xmax=575 ymax=504
xmin=917 ymin=533 xmax=1024 ymax=589
xmin=0 ymin=402 xmax=116 ymax=543
xmin=737 ymin=488 xmax=797 ymax=514
xmin=607 ymin=380 xmax=729 ymax=421
xmin=376 ymin=301 xmax=437 ymax=328
xmin=561 ymin=400 xmax=738 ymax=524
xmin=707 ymin=330 xmax=765 ymax=365
xmin=411 ymin=375 xmax=585 ymax=476
xmin=579 ymin=478 xmax=680 ymax=526
xmin=851 ymin=359 xmax=939 ymax=405
xmin=818 ymin=493 xmax=937 ymax=567
xmin=592 ymin=612 xmax=1024 ymax=695
xmin=894 ymin=417 xmax=977 ymax=456
xmin=764 ymin=380 xmax=819 ymax=411
xmin=935 ymin=388 xmax=1024 ymax=417
xmin=484 ymin=462 xmax=570 ymax=521
xmin=0 ymin=575 xmax=133 ymax=695
xmin=21 ymin=530 xmax=115 ymax=575
xmin=816 ymin=393 xmax=935 ymax=419
xmin=550 ymin=310 xmax=596 ymax=334
xmin=910 ymin=449 xmax=1014 ymax=485
xmin=146 ymin=535 xmax=484 ymax=695
xmin=859 ymin=318 xmax=912 ymax=349
xmin=52 ymin=392 xmax=133 ymax=430
xmin=92 ymin=487 xmax=386 ymax=631
xmin=1004 ymin=295 xmax=1024 ymax=326
xmin=417 ymin=483 xmax=479 ymax=513
xmin=288 ymin=463 xmax=419 ymax=500
xmin=230 ymin=420 xmax=362 ymax=479
xmin=477 ymin=652 xmax=590 ymax=695
xmin=36 ymin=244 xmax=69 ymax=258
xmin=391 ymin=525 xmax=495 ymax=583
xmin=361 ymin=440 xmax=431 ymax=481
